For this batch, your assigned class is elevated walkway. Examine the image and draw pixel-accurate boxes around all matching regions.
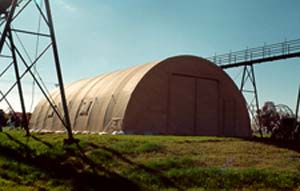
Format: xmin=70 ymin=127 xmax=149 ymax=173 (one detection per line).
xmin=207 ymin=39 xmax=300 ymax=69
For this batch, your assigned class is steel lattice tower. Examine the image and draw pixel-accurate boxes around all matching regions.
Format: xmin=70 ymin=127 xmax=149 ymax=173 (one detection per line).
xmin=0 ymin=0 xmax=74 ymax=141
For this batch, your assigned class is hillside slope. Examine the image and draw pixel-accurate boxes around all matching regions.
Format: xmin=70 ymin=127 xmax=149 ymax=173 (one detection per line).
xmin=0 ymin=130 xmax=299 ymax=191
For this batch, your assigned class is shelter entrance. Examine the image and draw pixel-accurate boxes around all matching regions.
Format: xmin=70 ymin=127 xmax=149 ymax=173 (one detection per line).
xmin=169 ymin=74 xmax=219 ymax=135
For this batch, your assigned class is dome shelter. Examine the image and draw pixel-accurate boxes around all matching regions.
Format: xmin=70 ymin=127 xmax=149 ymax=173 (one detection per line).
xmin=30 ymin=55 xmax=251 ymax=137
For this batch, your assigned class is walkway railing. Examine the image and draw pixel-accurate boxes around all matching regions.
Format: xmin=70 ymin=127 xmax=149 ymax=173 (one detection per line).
xmin=207 ymin=39 xmax=300 ymax=68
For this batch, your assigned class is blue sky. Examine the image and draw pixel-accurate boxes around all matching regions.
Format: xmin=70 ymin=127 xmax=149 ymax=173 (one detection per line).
xmin=1 ymin=0 xmax=300 ymax=112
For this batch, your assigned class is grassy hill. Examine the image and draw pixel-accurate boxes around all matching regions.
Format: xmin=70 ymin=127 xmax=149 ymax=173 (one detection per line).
xmin=0 ymin=129 xmax=299 ymax=191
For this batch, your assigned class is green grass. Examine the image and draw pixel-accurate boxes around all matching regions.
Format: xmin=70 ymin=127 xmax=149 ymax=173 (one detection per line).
xmin=0 ymin=129 xmax=299 ymax=190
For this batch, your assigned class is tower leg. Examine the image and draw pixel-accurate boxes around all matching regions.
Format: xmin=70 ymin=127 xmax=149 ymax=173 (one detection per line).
xmin=295 ymin=84 xmax=300 ymax=120
xmin=240 ymin=65 xmax=262 ymax=137
xmin=44 ymin=0 xmax=75 ymax=143
xmin=295 ymin=84 xmax=300 ymax=139
xmin=7 ymin=26 xmax=30 ymax=136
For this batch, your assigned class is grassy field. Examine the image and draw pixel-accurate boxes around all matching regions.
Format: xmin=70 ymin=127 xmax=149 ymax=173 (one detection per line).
xmin=0 ymin=129 xmax=299 ymax=191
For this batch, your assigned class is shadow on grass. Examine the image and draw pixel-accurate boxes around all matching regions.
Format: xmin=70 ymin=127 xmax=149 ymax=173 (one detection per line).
xmin=1 ymin=132 xmax=185 ymax=190
xmin=246 ymin=136 xmax=300 ymax=153
xmin=87 ymin=142 xmax=184 ymax=191
xmin=31 ymin=135 xmax=53 ymax=148
xmin=0 ymin=132 xmax=141 ymax=191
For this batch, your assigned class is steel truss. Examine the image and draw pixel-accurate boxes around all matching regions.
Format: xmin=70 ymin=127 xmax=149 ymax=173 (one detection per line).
xmin=240 ymin=64 xmax=261 ymax=135
xmin=0 ymin=0 xmax=74 ymax=141
xmin=207 ymin=39 xmax=300 ymax=134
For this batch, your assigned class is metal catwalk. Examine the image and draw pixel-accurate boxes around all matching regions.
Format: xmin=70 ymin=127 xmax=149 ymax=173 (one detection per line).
xmin=207 ymin=39 xmax=300 ymax=69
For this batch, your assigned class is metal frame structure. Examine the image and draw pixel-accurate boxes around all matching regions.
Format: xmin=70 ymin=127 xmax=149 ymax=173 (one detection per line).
xmin=296 ymin=85 xmax=300 ymax=122
xmin=0 ymin=0 xmax=74 ymax=141
xmin=207 ymin=39 xmax=300 ymax=68
xmin=207 ymin=39 xmax=300 ymax=133
xmin=239 ymin=64 xmax=261 ymax=134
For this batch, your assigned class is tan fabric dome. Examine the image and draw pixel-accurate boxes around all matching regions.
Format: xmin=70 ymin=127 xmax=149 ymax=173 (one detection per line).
xmin=30 ymin=55 xmax=251 ymax=136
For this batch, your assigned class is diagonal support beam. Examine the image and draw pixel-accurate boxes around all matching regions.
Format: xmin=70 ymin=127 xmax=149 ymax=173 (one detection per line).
xmin=7 ymin=25 xmax=30 ymax=136
xmin=240 ymin=64 xmax=262 ymax=136
xmin=0 ymin=0 xmax=18 ymax=53
xmin=44 ymin=0 xmax=75 ymax=142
